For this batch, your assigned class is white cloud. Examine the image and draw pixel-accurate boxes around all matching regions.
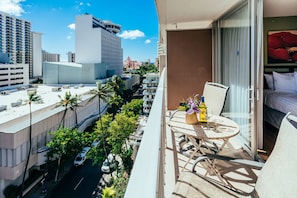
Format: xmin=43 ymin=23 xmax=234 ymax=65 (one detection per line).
xmin=145 ymin=39 xmax=151 ymax=44
xmin=67 ymin=35 xmax=72 ymax=40
xmin=0 ymin=0 xmax=24 ymax=16
xmin=118 ymin=30 xmax=145 ymax=40
xmin=68 ymin=23 xmax=75 ymax=30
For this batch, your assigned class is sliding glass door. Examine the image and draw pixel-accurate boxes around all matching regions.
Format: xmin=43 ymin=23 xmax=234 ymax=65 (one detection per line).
xmin=214 ymin=0 xmax=263 ymax=157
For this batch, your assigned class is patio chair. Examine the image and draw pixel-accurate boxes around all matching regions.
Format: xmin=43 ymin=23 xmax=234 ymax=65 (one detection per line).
xmin=172 ymin=112 xmax=297 ymax=198
xmin=202 ymin=82 xmax=229 ymax=116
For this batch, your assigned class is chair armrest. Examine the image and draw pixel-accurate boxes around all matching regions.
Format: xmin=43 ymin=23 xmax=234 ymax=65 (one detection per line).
xmin=192 ymin=154 xmax=264 ymax=172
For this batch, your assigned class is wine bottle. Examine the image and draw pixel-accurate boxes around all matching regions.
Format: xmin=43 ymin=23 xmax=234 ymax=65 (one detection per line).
xmin=199 ymin=96 xmax=208 ymax=123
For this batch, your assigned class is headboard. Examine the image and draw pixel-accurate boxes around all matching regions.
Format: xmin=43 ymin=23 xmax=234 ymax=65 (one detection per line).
xmin=264 ymin=66 xmax=297 ymax=74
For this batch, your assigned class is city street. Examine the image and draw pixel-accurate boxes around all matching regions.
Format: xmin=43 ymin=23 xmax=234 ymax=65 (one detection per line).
xmin=49 ymin=159 xmax=102 ymax=198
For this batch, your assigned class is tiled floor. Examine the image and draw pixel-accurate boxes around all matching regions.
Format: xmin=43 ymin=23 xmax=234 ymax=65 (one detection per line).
xmin=164 ymin=111 xmax=264 ymax=197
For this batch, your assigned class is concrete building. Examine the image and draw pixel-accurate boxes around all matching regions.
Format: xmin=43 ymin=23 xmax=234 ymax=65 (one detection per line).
xmin=75 ymin=14 xmax=123 ymax=76
xmin=32 ymin=32 xmax=42 ymax=77
xmin=43 ymin=14 xmax=123 ymax=84
xmin=0 ymin=84 xmax=107 ymax=197
xmin=142 ymin=73 xmax=159 ymax=115
xmin=122 ymin=73 xmax=140 ymax=90
xmin=67 ymin=51 xmax=75 ymax=63
xmin=0 ymin=63 xmax=29 ymax=88
xmin=42 ymin=50 xmax=60 ymax=62
xmin=0 ymin=11 xmax=32 ymax=75
xmin=43 ymin=62 xmax=108 ymax=84
xmin=0 ymin=11 xmax=42 ymax=86
xmin=123 ymin=56 xmax=141 ymax=71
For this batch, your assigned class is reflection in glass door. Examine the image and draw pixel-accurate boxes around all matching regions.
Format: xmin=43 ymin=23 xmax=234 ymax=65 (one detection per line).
xmin=215 ymin=2 xmax=255 ymax=155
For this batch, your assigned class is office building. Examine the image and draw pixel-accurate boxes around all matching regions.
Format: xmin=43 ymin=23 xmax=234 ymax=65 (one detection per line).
xmin=43 ymin=14 xmax=123 ymax=84
xmin=75 ymin=14 xmax=123 ymax=76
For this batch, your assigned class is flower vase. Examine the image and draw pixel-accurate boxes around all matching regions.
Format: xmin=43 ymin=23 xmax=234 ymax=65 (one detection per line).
xmin=185 ymin=112 xmax=198 ymax=125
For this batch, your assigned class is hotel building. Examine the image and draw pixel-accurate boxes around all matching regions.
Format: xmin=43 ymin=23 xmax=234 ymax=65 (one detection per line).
xmin=0 ymin=11 xmax=42 ymax=87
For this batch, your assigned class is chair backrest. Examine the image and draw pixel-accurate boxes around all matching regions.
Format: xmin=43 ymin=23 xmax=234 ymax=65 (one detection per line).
xmin=255 ymin=112 xmax=297 ymax=198
xmin=202 ymin=82 xmax=229 ymax=116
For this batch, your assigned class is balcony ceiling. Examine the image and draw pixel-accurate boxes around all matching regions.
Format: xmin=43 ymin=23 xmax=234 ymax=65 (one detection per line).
xmin=155 ymin=0 xmax=297 ymax=31
xmin=155 ymin=0 xmax=243 ymax=30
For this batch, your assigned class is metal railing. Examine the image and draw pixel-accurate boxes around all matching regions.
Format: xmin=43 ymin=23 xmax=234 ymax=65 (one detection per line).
xmin=124 ymin=68 xmax=166 ymax=198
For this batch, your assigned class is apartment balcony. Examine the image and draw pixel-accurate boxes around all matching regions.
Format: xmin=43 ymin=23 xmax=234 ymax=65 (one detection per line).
xmin=125 ymin=68 xmax=255 ymax=197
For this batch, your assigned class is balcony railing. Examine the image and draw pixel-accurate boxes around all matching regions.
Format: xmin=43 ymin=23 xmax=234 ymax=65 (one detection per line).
xmin=125 ymin=68 xmax=166 ymax=198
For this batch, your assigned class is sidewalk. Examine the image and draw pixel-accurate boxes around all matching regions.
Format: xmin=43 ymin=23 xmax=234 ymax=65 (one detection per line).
xmin=24 ymin=161 xmax=73 ymax=198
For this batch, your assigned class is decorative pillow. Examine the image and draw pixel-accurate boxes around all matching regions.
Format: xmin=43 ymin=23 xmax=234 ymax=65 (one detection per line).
xmin=264 ymin=74 xmax=274 ymax=90
xmin=273 ymin=71 xmax=295 ymax=92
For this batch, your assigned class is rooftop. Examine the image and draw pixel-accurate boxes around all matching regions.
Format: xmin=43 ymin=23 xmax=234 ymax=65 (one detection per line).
xmin=0 ymin=84 xmax=96 ymax=132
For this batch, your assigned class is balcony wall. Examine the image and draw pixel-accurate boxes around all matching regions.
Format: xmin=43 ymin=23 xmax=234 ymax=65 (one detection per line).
xmin=167 ymin=29 xmax=212 ymax=110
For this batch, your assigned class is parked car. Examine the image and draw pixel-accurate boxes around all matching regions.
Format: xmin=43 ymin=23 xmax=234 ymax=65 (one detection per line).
xmin=73 ymin=147 xmax=90 ymax=167
xmin=101 ymin=159 xmax=111 ymax=173
xmin=101 ymin=154 xmax=118 ymax=173
xmin=91 ymin=141 xmax=100 ymax=147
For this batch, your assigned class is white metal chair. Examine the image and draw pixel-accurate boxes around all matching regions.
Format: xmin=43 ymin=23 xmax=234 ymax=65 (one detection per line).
xmin=173 ymin=112 xmax=297 ymax=198
xmin=202 ymin=82 xmax=229 ymax=116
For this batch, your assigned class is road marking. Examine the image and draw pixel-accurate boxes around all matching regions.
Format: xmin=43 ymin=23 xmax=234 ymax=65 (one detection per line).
xmin=74 ymin=177 xmax=84 ymax=190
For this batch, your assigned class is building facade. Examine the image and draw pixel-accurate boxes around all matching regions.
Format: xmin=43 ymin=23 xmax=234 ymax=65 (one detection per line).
xmin=0 ymin=85 xmax=106 ymax=197
xmin=67 ymin=51 xmax=75 ymax=63
xmin=0 ymin=11 xmax=42 ymax=87
xmin=42 ymin=50 xmax=60 ymax=62
xmin=142 ymin=73 xmax=159 ymax=115
xmin=0 ymin=11 xmax=32 ymax=75
xmin=32 ymin=32 xmax=42 ymax=77
xmin=75 ymin=14 xmax=123 ymax=76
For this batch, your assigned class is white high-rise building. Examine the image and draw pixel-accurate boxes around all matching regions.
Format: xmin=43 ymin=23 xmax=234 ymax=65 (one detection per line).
xmin=32 ymin=32 xmax=43 ymax=77
xmin=75 ymin=14 xmax=123 ymax=76
xmin=0 ymin=11 xmax=43 ymax=86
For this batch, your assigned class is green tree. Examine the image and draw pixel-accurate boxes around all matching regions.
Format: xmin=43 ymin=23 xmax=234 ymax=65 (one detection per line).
xmin=20 ymin=91 xmax=42 ymax=198
xmin=87 ymin=83 xmax=113 ymax=155
xmin=107 ymin=93 xmax=123 ymax=116
xmin=108 ymin=75 xmax=125 ymax=97
xmin=102 ymin=186 xmax=116 ymax=198
xmin=56 ymin=91 xmax=81 ymax=127
xmin=107 ymin=113 xmax=137 ymax=159
xmin=47 ymin=127 xmax=83 ymax=182
xmin=88 ymin=113 xmax=113 ymax=165
xmin=121 ymin=99 xmax=143 ymax=117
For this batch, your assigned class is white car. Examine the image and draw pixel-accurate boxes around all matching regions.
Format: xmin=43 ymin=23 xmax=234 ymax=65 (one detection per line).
xmin=101 ymin=159 xmax=110 ymax=173
xmin=73 ymin=147 xmax=90 ymax=167
xmin=101 ymin=154 xmax=118 ymax=173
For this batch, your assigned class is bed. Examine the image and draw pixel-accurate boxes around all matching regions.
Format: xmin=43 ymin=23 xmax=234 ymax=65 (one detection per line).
xmin=263 ymin=70 xmax=297 ymax=129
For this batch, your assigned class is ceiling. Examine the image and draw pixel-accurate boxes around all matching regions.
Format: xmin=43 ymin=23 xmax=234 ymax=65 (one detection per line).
xmin=155 ymin=0 xmax=297 ymax=30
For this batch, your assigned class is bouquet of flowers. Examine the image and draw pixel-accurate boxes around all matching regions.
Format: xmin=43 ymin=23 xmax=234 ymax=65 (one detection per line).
xmin=178 ymin=94 xmax=200 ymax=114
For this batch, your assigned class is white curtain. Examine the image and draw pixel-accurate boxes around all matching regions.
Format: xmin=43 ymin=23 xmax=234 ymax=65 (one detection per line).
xmin=219 ymin=3 xmax=251 ymax=147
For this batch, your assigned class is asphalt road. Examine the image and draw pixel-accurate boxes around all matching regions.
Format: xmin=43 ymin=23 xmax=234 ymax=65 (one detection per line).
xmin=49 ymin=159 xmax=102 ymax=198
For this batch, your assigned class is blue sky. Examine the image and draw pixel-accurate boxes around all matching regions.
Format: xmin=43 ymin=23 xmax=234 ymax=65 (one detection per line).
xmin=0 ymin=0 xmax=159 ymax=62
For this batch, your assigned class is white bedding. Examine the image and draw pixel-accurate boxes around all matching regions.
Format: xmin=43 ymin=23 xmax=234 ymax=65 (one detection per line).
xmin=264 ymin=89 xmax=297 ymax=116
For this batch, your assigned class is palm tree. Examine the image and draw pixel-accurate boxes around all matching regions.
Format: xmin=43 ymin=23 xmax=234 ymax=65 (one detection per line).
xmin=108 ymin=75 xmax=125 ymax=97
xmin=20 ymin=91 xmax=42 ymax=198
xmin=87 ymin=82 xmax=113 ymax=155
xmin=87 ymin=82 xmax=113 ymax=122
xmin=71 ymin=94 xmax=82 ymax=127
xmin=55 ymin=91 xmax=81 ymax=127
